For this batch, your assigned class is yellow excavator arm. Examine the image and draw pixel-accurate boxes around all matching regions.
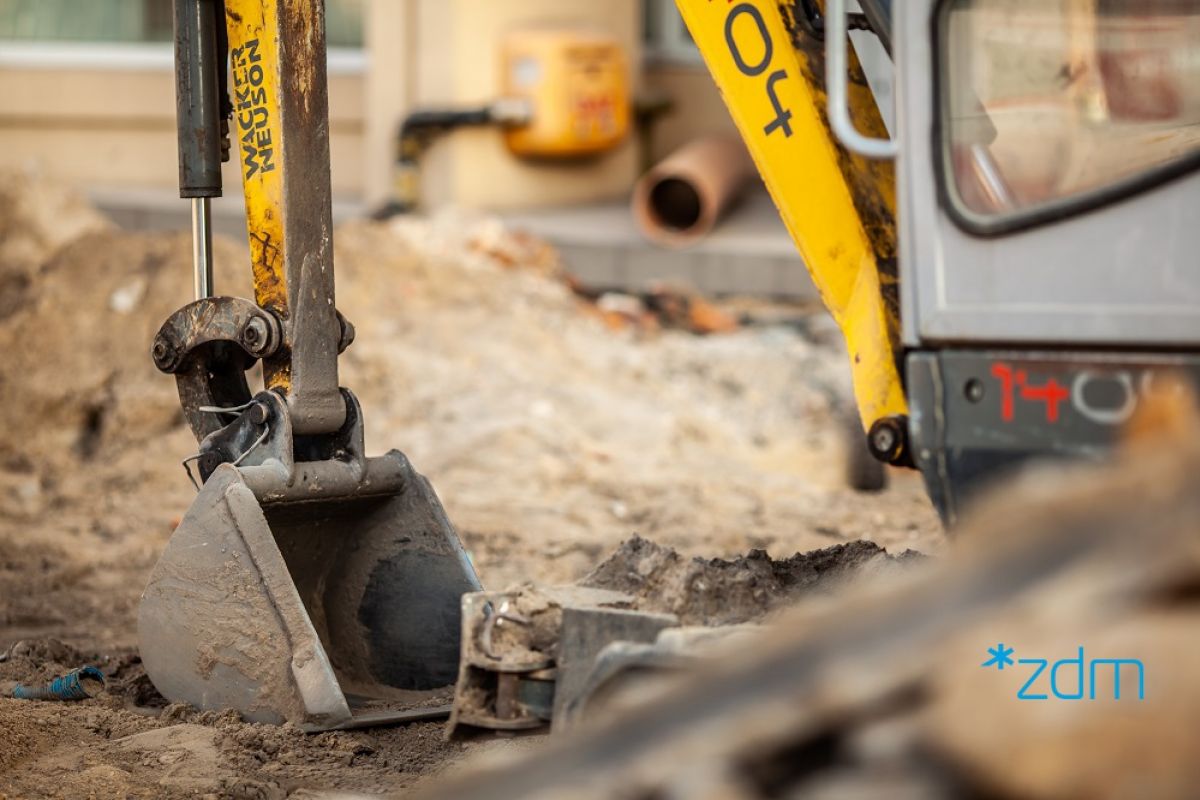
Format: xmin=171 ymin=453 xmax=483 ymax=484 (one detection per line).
xmin=675 ymin=0 xmax=906 ymax=436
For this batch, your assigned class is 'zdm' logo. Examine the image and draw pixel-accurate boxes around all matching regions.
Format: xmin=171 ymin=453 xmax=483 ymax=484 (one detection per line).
xmin=982 ymin=644 xmax=1145 ymax=701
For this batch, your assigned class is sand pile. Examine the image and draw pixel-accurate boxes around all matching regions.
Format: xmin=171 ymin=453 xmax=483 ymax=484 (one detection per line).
xmin=332 ymin=215 xmax=941 ymax=588
xmin=0 ymin=169 xmax=942 ymax=643
xmin=0 ymin=165 xmax=110 ymax=299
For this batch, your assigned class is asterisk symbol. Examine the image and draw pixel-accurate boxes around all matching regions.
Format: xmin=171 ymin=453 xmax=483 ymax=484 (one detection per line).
xmin=982 ymin=643 xmax=1016 ymax=670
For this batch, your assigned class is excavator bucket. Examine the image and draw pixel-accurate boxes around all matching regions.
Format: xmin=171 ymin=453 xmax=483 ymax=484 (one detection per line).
xmin=139 ymin=394 xmax=481 ymax=729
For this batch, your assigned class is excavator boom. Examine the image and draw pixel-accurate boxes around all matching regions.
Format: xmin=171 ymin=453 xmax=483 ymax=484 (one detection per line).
xmin=677 ymin=0 xmax=907 ymax=455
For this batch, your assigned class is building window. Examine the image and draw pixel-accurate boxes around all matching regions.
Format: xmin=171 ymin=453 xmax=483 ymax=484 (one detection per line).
xmin=0 ymin=0 xmax=171 ymax=43
xmin=643 ymin=0 xmax=702 ymax=65
xmin=326 ymin=0 xmax=363 ymax=49
xmin=0 ymin=0 xmax=363 ymax=48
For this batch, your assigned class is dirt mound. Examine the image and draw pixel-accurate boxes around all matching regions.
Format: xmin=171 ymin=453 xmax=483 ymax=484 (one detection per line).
xmin=0 ymin=229 xmax=252 ymax=477
xmin=0 ymin=190 xmax=941 ymax=598
xmin=0 ymin=198 xmax=252 ymax=655
xmin=0 ymin=638 xmax=90 ymax=687
xmin=331 ymin=212 xmax=942 ymax=590
xmin=584 ymin=535 xmax=922 ymax=625
xmin=0 ymin=165 xmax=110 ymax=323
xmin=0 ymin=175 xmax=942 ymax=797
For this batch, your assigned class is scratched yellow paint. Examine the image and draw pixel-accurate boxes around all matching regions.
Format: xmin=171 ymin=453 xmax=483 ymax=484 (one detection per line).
xmin=675 ymin=0 xmax=907 ymax=430
xmin=226 ymin=0 xmax=289 ymax=389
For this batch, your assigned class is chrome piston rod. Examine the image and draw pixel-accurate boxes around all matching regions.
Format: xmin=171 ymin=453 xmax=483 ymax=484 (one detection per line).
xmin=175 ymin=0 xmax=224 ymax=300
xmin=192 ymin=197 xmax=214 ymax=300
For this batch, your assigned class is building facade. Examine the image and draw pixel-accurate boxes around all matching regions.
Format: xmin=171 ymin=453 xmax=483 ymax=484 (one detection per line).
xmin=0 ymin=0 xmax=735 ymax=211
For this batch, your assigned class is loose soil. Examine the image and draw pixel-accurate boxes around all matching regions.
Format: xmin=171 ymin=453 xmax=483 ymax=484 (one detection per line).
xmin=0 ymin=166 xmax=941 ymax=798
xmin=584 ymin=535 xmax=925 ymax=625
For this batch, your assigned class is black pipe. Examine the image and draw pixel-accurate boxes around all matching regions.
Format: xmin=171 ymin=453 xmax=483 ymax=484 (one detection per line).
xmin=373 ymin=106 xmax=499 ymax=218
xmin=214 ymin=0 xmax=232 ymax=163
xmin=173 ymin=0 xmax=226 ymax=198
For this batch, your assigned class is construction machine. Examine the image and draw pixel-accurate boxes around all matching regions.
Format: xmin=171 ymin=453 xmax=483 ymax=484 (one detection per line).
xmin=426 ymin=0 xmax=1200 ymax=772
xmin=682 ymin=0 xmax=1200 ymax=524
xmin=140 ymin=0 xmax=481 ymax=729
xmin=140 ymin=0 xmax=1199 ymax=730
xmin=440 ymin=0 xmax=1200 ymax=736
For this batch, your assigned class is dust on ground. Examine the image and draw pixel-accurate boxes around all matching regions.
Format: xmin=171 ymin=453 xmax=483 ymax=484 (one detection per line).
xmin=0 ymin=165 xmax=942 ymax=797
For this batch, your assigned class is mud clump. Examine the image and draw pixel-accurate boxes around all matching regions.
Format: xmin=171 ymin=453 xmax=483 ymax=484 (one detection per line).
xmin=0 ymin=229 xmax=251 ymax=476
xmin=0 ymin=638 xmax=87 ymax=686
xmin=583 ymin=535 xmax=923 ymax=625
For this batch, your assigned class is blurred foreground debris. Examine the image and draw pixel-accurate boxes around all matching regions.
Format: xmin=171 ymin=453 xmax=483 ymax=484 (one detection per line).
xmin=448 ymin=540 xmax=924 ymax=737
xmin=429 ymin=392 xmax=1200 ymax=800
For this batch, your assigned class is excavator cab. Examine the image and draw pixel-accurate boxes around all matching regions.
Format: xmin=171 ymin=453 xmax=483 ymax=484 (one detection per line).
xmin=896 ymin=0 xmax=1200 ymax=521
xmin=678 ymin=0 xmax=1200 ymax=524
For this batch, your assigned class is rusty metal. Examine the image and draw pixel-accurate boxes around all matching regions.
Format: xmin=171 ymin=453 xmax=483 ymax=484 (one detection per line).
xmin=495 ymin=674 xmax=521 ymax=721
xmin=677 ymin=0 xmax=907 ymax=442
xmin=140 ymin=390 xmax=482 ymax=727
xmin=224 ymin=0 xmax=344 ymax=435
xmin=776 ymin=0 xmax=901 ymax=319
xmin=449 ymin=587 xmax=682 ymax=735
xmin=152 ymin=296 xmax=281 ymax=440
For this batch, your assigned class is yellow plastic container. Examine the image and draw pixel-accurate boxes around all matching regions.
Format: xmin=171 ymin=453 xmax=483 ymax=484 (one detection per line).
xmin=502 ymin=30 xmax=630 ymax=159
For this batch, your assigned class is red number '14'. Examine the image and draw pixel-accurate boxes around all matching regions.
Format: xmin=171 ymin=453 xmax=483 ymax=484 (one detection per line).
xmin=990 ymin=363 xmax=1071 ymax=423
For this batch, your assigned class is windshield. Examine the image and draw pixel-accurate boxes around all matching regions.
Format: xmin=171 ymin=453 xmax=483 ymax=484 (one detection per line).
xmin=939 ymin=0 xmax=1200 ymax=230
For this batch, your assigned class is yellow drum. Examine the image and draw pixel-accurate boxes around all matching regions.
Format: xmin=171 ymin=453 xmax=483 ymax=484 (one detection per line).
xmin=502 ymin=30 xmax=630 ymax=159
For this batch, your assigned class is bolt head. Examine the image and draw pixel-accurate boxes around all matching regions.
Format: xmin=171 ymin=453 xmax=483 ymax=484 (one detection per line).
xmin=870 ymin=425 xmax=896 ymax=455
xmin=241 ymin=317 xmax=272 ymax=356
xmin=867 ymin=416 xmax=908 ymax=464
xmin=964 ymin=378 xmax=985 ymax=404
xmin=248 ymin=401 xmax=271 ymax=426
xmin=151 ymin=338 xmax=174 ymax=370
